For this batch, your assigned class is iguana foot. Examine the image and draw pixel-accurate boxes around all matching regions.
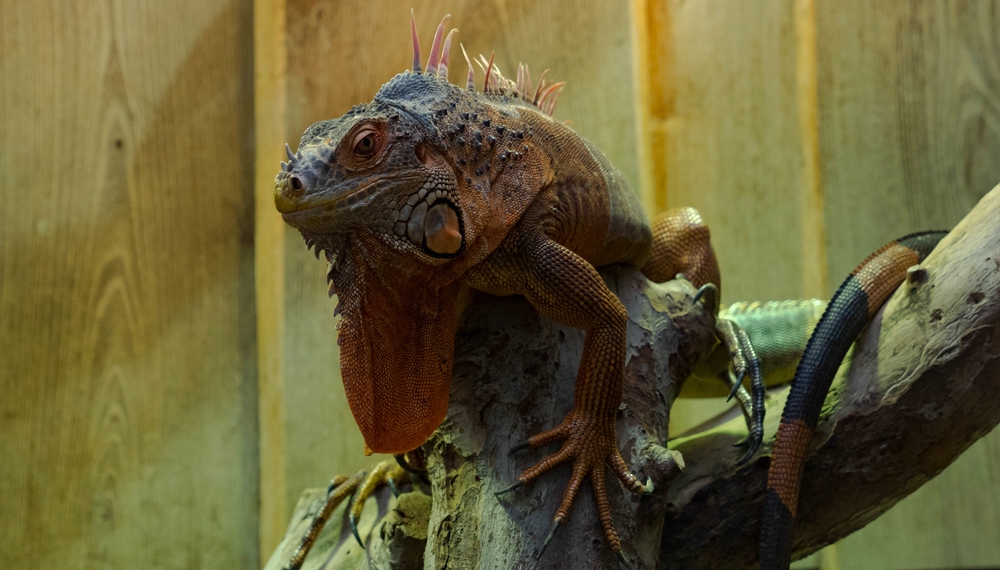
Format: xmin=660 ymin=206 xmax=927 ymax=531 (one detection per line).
xmin=687 ymin=278 xmax=765 ymax=462
xmin=348 ymin=459 xmax=410 ymax=546
xmin=500 ymin=411 xmax=652 ymax=560
xmin=285 ymin=456 xmax=417 ymax=569
xmin=286 ymin=471 xmax=365 ymax=570
xmin=715 ymin=317 xmax=764 ymax=463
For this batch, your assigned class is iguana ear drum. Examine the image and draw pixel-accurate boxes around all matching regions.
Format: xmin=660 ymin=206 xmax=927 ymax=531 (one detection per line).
xmin=424 ymin=202 xmax=463 ymax=255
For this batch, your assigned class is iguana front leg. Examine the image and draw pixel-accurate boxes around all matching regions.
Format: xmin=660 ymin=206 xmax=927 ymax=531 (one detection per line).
xmin=470 ymin=231 xmax=648 ymax=559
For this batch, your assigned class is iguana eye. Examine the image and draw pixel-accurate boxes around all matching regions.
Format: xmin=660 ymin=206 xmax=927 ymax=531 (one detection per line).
xmin=352 ymin=129 xmax=380 ymax=157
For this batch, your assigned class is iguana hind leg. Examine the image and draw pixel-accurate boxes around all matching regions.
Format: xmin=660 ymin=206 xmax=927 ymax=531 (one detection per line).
xmin=285 ymin=471 xmax=364 ymax=570
xmin=641 ymin=207 xmax=721 ymax=292
xmin=642 ymin=208 xmax=766 ymax=459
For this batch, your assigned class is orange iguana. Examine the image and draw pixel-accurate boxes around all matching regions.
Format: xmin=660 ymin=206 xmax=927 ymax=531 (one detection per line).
xmin=273 ymin=13 xmax=765 ymax=568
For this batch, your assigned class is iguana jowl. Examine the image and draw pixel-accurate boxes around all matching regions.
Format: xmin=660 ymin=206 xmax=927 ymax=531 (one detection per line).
xmin=273 ymin=14 xmax=754 ymax=562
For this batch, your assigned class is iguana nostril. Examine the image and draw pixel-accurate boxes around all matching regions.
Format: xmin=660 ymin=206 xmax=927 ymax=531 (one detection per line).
xmin=290 ymin=177 xmax=304 ymax=191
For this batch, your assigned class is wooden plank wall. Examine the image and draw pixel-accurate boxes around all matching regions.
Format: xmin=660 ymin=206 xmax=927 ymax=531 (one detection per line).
xmin=636 ymin=0 xmax=1000 ymax=568
xmin=0 ymin=1 xmax=258 ymax=569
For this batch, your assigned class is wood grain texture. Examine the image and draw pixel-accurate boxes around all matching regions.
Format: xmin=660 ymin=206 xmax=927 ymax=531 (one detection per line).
xmin=0 ymin=1 xmax=258 ymax=568
xmin=275 ymin=0 xmax=640 ymax=521
xmin=634 ymin=0 xmax=805 ymax=305
xmin=817 ymin=1 xmax=1000 ymax=284
xmin=255 ymin=0 xmax=290 ymax=557
xmin=640 ymin=0 xmax=806 ymax=454
xmin=815 ymin=2 xmax=1000 ymax=567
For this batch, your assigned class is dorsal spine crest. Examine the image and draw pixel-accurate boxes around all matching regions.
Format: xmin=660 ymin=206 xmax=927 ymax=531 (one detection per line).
xmin=409 ymin=13 xmax=566 ymax=116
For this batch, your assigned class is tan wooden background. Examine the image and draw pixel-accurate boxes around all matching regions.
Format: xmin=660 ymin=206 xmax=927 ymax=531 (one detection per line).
xmin=2 ymin=0 xmax=998 ymax=569
xmin=0 ymin=0 xmax=259 ymax=568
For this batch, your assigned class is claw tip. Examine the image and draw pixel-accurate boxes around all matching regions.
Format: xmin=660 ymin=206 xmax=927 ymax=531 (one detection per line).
xmin=494 ymin=479 xmax=523 ymax=497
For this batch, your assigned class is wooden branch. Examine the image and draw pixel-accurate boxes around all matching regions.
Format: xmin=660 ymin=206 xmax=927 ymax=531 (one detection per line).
xmin=661 ymin=184 xmax=1000 ymax=568
xmin=264 ymin=184 xmax=1000 ymax=570
xmin=420 ymin=272 xmax=715 ymax=570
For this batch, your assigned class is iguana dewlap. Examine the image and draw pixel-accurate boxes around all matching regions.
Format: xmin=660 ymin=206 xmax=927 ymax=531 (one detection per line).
xmin=273 ymin=14 xmax=726 ymax=558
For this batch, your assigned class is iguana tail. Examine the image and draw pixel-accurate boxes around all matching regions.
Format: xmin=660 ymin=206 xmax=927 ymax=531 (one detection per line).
xmin=758 ymin=230 xmax=947 ymax=570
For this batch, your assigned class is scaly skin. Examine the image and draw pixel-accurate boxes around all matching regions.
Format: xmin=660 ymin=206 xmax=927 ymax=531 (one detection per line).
xmin=681 ymin=299 xmax=826 ymax=448
xmin=685 ymin=299 xmax=828 ymax=399
xmin=273 ymin=14 xmax=731 ymax=561
xmin=759 ymin=231 xmax=946 ymax=569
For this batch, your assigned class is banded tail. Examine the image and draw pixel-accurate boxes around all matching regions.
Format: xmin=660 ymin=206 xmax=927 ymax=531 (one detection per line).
xmin=758 ymin=230 xmax=947 ymax=569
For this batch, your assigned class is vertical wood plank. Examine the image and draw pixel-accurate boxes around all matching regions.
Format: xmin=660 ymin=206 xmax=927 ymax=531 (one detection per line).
xmin=794 ymin=0 xmax=828 ymax=300
xmin=815 ymin=2 xmax=1000 ymax=567
xmin=634 ymin=0 xmax=805 ymax=305
xmin=0 ymin=0 xmax=258 ymax=568
xmin=817 ymin=1 xmax=1000 ymax=283
xmin=637 ymin=0 xmax=811 ymax=435
xmin=254 ymin=0 xmax=289 ymax=558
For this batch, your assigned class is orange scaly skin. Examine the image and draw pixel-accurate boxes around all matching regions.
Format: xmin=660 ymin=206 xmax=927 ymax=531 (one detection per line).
xmin=273 ymin=15 xmax=721 ymax=558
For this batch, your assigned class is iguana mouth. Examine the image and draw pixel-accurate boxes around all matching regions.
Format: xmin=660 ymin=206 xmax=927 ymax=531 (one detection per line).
xmin=275 ymin=175 xmax=386 ymax=217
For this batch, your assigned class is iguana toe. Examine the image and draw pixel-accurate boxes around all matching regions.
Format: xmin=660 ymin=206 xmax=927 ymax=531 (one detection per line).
xmin=348 ymin=459 xmax=410 ymax=546
xmin=692 ymin=281 xmax=719 ymax=314
xmin=505 ymin=412 xmax=648 ymax=560
xmin=286 ymin=471 xmax=365 ymax=570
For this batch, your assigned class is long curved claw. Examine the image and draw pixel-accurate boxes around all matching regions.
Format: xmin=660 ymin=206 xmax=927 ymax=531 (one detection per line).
xmin=495 ymin=480 xmax=523 ymax=497
xmin=394 ymin=452 xmax=430 ymax=485
xmin=536 ymin=518 xmax=563 ymax=560
xmin=286 ymin=470 xmax=365 ymax=570
xmin=726 ymin=369 xmax=747 ymax=402
xmin=716 ymin=317 xmax=765 ymax=464
xmin=692 ymin=282 xmax=720 ymax=315
xmin=501 ymin=413 xmax=647 ymax=558
xmin=348 ymin=459 xmax=409 ymax=547
xmin=508 ymin=440 xmax=532 ymax=455
xmin=350 ymin=523 xmax=363 ymax=549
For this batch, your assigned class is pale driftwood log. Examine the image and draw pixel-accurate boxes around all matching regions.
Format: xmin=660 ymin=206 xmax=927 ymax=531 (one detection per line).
xmin=264 ymin=184 xmax=1000 ymax=570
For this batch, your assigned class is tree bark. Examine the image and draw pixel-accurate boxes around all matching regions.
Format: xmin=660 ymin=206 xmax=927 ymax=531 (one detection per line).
xmin=264 ymin=184 xmax=1000 ymax=570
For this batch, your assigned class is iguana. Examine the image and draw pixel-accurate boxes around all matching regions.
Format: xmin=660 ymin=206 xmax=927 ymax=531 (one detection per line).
xmin=273 ymin=13 xmax=766 ymax=568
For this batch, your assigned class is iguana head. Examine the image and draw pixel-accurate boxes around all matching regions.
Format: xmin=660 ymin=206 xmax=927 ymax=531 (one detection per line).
xmin=273 ymin=13 xmax=565 ymax=455
xmin=274 ymin=75 xmax=468 ymax=262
